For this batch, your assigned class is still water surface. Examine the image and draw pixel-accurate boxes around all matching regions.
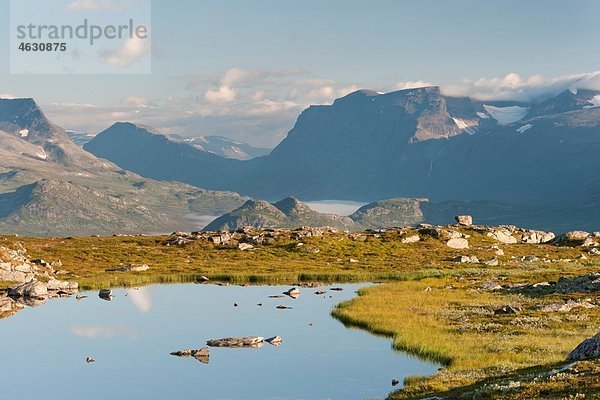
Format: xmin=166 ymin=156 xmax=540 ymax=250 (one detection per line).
xmin=0 ymin=283 xmax=437 ymax=400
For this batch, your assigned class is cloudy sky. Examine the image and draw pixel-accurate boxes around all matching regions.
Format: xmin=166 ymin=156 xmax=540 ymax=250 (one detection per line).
xmin=1 ymin=0 xmax=600 ymax=147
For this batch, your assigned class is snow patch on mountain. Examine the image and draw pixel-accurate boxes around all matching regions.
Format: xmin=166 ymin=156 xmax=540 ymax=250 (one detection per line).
xmin=19 ymin=129 xmax=29 ymax=137
xmin=452 ymin=117 xmax=478 ymax=135
xmin=516 ymin=124 xmax=533 ymax=133
xmin=483 ymin=105 xmax=529 ymax=125
xmin=583 ymin=95 xmax=600 ymax=109
xmin=476 ymin=112 xmax=489 ymax=119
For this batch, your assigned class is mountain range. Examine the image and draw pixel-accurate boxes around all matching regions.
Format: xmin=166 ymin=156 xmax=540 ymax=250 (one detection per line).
xmin=68 ymin=130 xmax=270 ymax=160
xmin=84 ymin=87 xmax=600 ymax=232
xmin=203 ymin=196 xmax=516 ymax=231
xmin=0 ymin=98 xmax=246 ymax=236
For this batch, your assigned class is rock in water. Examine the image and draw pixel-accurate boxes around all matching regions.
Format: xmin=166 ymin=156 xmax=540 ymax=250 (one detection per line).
xmin=265 ymin=336 xmax=283 ymax=346
xmin=99 ymin=289 xmax=112 ymax=300
xmin=8 ymin=280 xmax=48 ymax=299
xmin=567 ymin=332 xmax=600 ymax=361
xmin=283 ymin=287 xmax=300 ymax=299
xmin=170 ymin=347 xmax=210 ymax=363
xmin=455 ymin=215 xmax=473 ymax=226
xmin=206 ymin=336 xmax=264 ymax=348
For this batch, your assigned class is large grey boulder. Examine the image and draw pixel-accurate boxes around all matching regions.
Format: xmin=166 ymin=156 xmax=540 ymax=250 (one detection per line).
xmin=487 ymin=228 xmax=517 ymax=244
xmin=446 ymin=238 xmax=469 ymax=249
xmin=8 ymin=280 xmax=48 ymax=299
xmin=47 ymin=278 xmax=79 ymax=292
xmin=567 ymin=332 xmax=600 ymax=361
xmin=455 ymin=215 xmax=473 ymax=226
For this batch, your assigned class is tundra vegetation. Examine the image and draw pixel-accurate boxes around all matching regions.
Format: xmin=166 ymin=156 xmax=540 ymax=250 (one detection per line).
xmin=1 ymin=224 xmax=600 ymax=399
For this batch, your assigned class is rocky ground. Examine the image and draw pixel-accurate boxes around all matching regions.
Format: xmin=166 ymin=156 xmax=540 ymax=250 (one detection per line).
xmin=1 ymin=216 xmax=600 ymax=399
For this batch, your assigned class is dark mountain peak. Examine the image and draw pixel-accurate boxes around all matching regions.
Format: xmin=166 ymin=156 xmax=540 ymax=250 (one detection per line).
xmin=0 ymin=97 xmax=60 ymax=140
xmin=529 ymin=88 xmax=600 ymax=117
xmin=273 ymin=196 xmax=310 ymax=215
xmin=104 ymin=122 xmax=161 ymax=136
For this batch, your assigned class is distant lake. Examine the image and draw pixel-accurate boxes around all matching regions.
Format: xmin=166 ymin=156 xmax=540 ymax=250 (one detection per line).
xmin=304 ymin=200 xmax=367 ymax=216
xmin=0 ymin=283 xmax=437 ymax=399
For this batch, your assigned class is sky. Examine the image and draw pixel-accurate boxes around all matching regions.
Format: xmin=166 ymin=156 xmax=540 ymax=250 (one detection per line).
xmin=1 ymin=0 xmax=600 ymax=147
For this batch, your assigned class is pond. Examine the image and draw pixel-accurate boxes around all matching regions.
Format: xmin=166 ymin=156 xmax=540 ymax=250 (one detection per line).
xmin=0 ymin=283 xmax=438 ymax=399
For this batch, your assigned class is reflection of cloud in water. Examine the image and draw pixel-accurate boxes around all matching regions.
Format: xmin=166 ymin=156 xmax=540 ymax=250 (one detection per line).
xmin=128 ymin=287 xmax=152 ymax=313
xmin=71 ymin=324 xmax=138 ymax=340
xmin=304 ymin=200 xmax=366 ymax=216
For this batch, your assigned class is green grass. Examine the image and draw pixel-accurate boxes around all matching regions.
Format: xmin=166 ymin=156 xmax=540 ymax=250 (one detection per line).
xmin=1 ymin=227 xmax=599 ymax=399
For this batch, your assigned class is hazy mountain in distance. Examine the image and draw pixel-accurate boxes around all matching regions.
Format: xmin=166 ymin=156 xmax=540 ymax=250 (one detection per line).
xmin=170 ymin=134 xmax=271 ymax=160
xmin=84 ymin=87 xmax=600 ymax=232
xmin=0 ymin=99 xmax=246 ymax=236
xmin=66 ymin=130 xmax=96 ymax=146
xmin=84 ymin=122 xmax=245 ymax=191
xmin=70 ymin=128 xmax=270 ymax=161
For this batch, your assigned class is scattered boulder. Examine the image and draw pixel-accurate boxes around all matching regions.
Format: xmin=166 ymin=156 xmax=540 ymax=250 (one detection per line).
xmin=283 ymin=287 xmax=300 ymax=299
xmin=554 ymin=231 xmax=592 ymax=246
xmin=518 ymin=230 xmax=555 ymax=244
xmin=8 ymin=280 xmax=48 ymax=299
xmin=482 ymin=258 xmax=500 ymax=266
xmin=206 ymin=336 xmax=264 ymax=348
xmin=487 ymin=228 xmax=517 ymax=244
xmin=455 ymin=215 xmax=473 ymax=226
xmin=555 ymin=274 xmax=600 ymax=294
xmin=494 ymin=306 xmax=520 ymax=315
xmin=450 ymin=255 xmax=479 ymax=264
xmin=590 ymin=248 xmax=600 ymax=256
xmin=400 ymin=234 xmax=420 ymax=244
xmin=481 ymin=281 xmax=502 ymax=291
xmin=47 ymin=278 xmax=78 ymax=292
xmin=567 ymin=332 xmax=600 ymax=361
xmin=536 ymin=299 xmax=595 ymax=313
xmin=265 ymin=336 xmax=282 ymax=346
xmin=238 ymin=243 xmax=254 ymax=251
xmin=420 ymin=228 xmax=462 ymax=241
xmin=130 ymin=264 xmax=150 ymax=272
xmin=446 ymin=238 xmax=469 ymax=249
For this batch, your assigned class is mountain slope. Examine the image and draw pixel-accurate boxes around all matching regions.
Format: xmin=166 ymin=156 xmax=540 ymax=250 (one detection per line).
xmin=172 ymin=135 xmax=271 ymax=160
xmin=84 ymin=123 xmax=244 ymax=190
xmin=204 ymin=197 xmax=356 ymax=231
xmin=0 ymin=99 xmax=246 ymax=236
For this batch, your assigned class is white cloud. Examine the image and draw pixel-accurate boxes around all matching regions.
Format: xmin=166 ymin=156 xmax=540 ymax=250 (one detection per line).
xmin=98 ymin=36 xmax=150 ymax=67
xmin=71 ymin=324 xmax=138 ymax=340
xmin=395 ymin=80 xmax=434 ymax=90
xmin=204 ymin=85 xmax=237 ymax=104
xmin=128 ymin=287 xmax=152 ymax=313
xmin=123 ymin=96 xmax=153 ymax=108
xmin=442 ymin=71 xmax=600 ymax=102
xmin=247 ymin=99 xmax=299 ymax=116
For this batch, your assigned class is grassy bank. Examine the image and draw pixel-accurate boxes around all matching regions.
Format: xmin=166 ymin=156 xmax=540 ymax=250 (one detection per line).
xmin=2 ymin=228 xmax=600 ymax=398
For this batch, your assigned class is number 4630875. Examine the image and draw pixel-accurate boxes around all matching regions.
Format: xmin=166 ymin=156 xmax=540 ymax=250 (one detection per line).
xmin=18 ymin=42 xmax=67 ymax=52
